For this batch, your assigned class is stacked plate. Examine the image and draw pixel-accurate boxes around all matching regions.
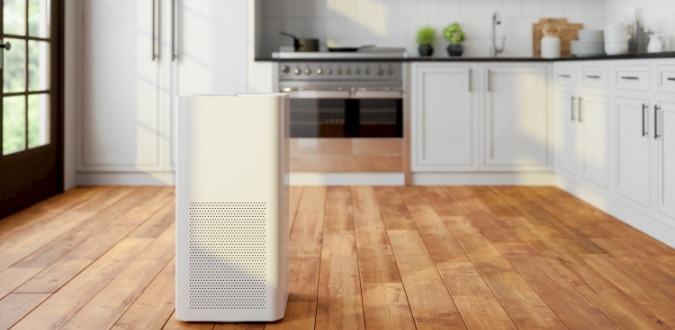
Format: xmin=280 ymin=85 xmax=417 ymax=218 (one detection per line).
xmin=605 ymin=23 xmax=630 ymax=55
xmin=571 ymin=29 xmax=605 ymax=57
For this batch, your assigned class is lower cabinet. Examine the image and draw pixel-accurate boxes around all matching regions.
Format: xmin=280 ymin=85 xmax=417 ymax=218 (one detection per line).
xmin=656 ymin=101 xmax=675 ymax=221
xmin=553 ymin=89 xmax=609 ymax=188
xmin=411 ymin=62 xmax=550 ymax=173
xmin=411 ymin=64 xmax=475 ymax=171
xmin=483 ymin=65 xmax=549 ymax=170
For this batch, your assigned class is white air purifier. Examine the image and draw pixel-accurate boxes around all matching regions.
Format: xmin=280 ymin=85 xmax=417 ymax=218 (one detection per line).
xmin=176 ymin=94 xmax=289 ymax=322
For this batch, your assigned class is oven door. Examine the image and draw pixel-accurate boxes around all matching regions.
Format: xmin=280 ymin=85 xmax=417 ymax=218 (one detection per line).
xmin=285 ymin=88 xmax=403 ymax=138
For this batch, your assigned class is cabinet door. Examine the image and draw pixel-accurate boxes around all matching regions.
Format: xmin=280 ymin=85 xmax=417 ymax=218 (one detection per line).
xmin=614 ymin=97 xmax=652 ymax=207
xmin=553 ymin=90 xmax=579 ymax=174
xmin=657 ymin=101 xmax=675 ymax=220
xmin=484 ymin=66 xmax=549 ymax=169
xmin=578 ymin=93 xmax=609 ymax=187
xmin=412 ymin=64 xmax=475 ymax=171
xmin=81 ymin=0 xmax=162 ymax=170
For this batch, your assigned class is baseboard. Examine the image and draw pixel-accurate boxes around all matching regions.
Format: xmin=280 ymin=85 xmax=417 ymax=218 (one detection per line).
xmin=412 ymin=172 xmax=556 ymax=186
xmin=76 ymin=172 xmax=175 ymax=186
xmin=557 ymin=174 xmax=675 ymax=249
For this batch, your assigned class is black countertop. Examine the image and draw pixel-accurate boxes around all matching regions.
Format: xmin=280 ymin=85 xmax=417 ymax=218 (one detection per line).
xmin=255 ymin=51 xmax=675 ymax=62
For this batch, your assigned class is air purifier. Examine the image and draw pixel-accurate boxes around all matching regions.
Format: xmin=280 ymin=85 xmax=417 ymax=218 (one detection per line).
xmin=176 ymin=94 xmax=289 ymax=322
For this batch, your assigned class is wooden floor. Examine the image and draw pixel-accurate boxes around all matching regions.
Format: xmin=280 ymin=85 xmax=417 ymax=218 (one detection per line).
xmin=1 ymin=186 xmax=675 ymax=329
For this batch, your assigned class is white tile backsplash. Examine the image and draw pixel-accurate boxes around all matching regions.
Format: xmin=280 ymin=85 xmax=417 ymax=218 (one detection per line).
xmin=260 ymin=0 xmax=674 ymax=57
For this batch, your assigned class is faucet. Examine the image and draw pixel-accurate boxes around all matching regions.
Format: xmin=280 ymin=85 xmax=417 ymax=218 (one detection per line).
xmin=491 ymin=12 xmax=505 ymax=57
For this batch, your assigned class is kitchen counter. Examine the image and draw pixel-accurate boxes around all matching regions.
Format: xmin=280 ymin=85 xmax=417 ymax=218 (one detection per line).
xmin=256 ymin=51 xmax=675 ymax=62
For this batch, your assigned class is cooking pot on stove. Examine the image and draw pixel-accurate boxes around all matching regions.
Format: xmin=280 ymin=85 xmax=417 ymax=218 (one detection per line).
xmin=280 ymin=31 xmax=319 ymax=52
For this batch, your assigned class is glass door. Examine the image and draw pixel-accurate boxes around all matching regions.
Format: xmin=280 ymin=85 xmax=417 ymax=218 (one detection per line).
xmin=0 ymin=0 xmax=62 ymax=218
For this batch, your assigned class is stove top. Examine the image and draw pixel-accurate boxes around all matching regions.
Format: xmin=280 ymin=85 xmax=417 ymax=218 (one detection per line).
xmin=272 ymin=48 xmax=407 ymax=60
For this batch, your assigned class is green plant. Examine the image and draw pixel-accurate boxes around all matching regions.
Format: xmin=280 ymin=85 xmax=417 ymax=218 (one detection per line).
xmin=416 ymin=26 xmax=436 ymax=45
xmin=444 ymin=22 xmax=465 ymax=44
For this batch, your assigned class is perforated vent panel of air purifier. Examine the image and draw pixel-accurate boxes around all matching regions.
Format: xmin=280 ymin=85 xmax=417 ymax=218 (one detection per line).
xmin=189 ymin=202 xmax=268 ymax=310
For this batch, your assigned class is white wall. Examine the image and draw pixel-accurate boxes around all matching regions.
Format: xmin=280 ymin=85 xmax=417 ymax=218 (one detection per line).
xmin=259 ymin=0 xmax=610 ymax=57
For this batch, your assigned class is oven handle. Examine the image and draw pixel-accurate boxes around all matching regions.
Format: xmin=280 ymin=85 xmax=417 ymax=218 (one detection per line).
xmin=282 ymin=88 xmax=352 ymax=99
xmin=352 ymin=88 xmax=403 ymax=99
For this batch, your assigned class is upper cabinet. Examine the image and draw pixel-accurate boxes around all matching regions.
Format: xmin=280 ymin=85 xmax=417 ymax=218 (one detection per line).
xmin=78 ymin=0 xmax=248 ymax=184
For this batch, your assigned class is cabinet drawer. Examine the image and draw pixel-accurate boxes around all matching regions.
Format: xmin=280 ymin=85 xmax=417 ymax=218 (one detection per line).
xmin=580 ymin=67 xmax=608 ymax=87
xmin=614 ymin=65 xmax=650 ymax=91
xmin=657 ymin=65 xmax=675 ymax=93
xmin=554 ymin=67 xmax=578 ymax=85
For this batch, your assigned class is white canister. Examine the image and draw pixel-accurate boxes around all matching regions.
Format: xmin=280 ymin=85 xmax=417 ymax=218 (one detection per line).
xmin=648 ymin=34 xmax=665 ymax=53
xmin=541 ymin=36 xmax=561 ymax=58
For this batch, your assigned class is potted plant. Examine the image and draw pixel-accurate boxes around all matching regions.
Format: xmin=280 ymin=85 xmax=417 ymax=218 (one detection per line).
xmin=416 ymin=26 xmax=435 ymax=56
xmin=444 ymin=22 xmax=465 ymax=56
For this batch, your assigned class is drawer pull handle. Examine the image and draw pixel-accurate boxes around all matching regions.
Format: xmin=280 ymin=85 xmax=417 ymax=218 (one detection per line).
xmin=667 ymin=77 xmax=675 ymax=81
xmin=642 ymin=104 xmax=648 ymax=137
xmin=559 ymin=74 xmax=571 ymax=78
xmin=621 ymin=76 xmax=639 ymax=80
xmin=586 ymin=75 xmax=601 ymax=79
xmin=655 ymin=105 xmax=662 ymax=140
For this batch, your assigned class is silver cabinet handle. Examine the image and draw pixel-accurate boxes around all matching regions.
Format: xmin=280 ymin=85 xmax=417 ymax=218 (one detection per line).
xmin=468 ymin=69 xmax=472 ymax=92
xmin=642 ymin=104 xmax=648 ymax=137
xmin=171 ymin=0 xmax=180 ymax=61
xmin=558 ymin=74 xmax=571 ymax=78
xmin=487 ymin=69 xmax=491 ymax=92
xmin=570 ymin=96 xmax=576 ymax=121
xmin=621 ymin=76 xmax=639 ymax=80
xmin=152 ymin=0 xmax=160 ymax=61
xmin=586 ymin=75 xmax=601 ymax=79
xmin=668 ymin=77 xmax=675 ymax=82
xmin=655 ymin=105 xmax=662 ymax=140
xmin=578 ymin=97 xmax=583 ymax=123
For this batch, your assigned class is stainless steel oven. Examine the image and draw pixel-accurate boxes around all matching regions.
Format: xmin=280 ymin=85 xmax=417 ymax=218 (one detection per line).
xmin=276 ymin=54 xmax=405 ymax=173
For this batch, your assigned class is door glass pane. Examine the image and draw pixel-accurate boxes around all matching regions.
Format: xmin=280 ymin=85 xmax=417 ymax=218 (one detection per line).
xmin=3 ymin=38 xmax=26 ymax=93
xmin=28 ymin=0 xmax=50 ymax=37
xmin=28 ymin=40 xmax=49 ymax=91
xmin=3 ymin=96 xmax=26 ymax=155
xmin=28 ymin=93 xmax=49 ymax=148
xmin=3 ymin=0 xmax=26 ymax=36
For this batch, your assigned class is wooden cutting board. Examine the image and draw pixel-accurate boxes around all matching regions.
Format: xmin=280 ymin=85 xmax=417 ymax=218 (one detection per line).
xmin=533 ymin=18 xmax=583 ymax=57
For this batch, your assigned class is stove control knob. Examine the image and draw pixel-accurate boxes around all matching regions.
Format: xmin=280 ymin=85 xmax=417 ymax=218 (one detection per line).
xmin=355 ymin=68 xmax=361 ymax=75
xmin=281 ymin=65 xmax=291 ymax=74
xmin=337 ymin=69 xmax=342 ymax=75
xmin=346 ymin=68 xmax=352 ymax=75
xmin=316 ymin=68 xmax=323 ymax=75
xmin=293 ymin=67 xmax=301 ymax=75
xmin=365 ymin=68 xmax=371 ymax=75
xmin=377 ymin=67 xmax=385 ymax=76
xmin=326 ymin=68 xmax=333 ymax=75
xmin=388 ymin=66 xmax=395 ymax=75
xmin=304 ymin=68 xmax=312 ymax=75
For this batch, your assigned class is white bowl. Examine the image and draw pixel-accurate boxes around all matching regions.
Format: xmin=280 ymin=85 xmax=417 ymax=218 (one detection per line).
xmin=605 ymin=44 xmax=629 ymax=55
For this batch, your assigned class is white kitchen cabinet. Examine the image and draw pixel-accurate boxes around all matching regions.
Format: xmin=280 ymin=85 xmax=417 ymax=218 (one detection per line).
xmin=552 ymin=63 xmax=609 ymax=188
xmin=483 ymin=65 xmax=549 ymax=170
xmin=614 ymin=97 xmax=652 ymax=207
xmin=656 ymin=101 xmax=675 ymax=221
xmin=411 ymin=64 xmax=476 ymax=171
xmin=578 ymin=92 xmax=609 ymax=187
xmin=78 ymin=0 xmax=247 ymax=184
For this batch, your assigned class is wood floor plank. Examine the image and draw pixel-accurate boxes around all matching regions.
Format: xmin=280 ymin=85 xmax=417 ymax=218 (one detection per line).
xmin=0 ymin=293 xmax=50 ymax=329
xmin=388 ymin=229 xmax=467 ymax=329
xmin=582 ymin=254 xmax=675 ymax=327
xmin=351 ymin=187 xmax=415 ymax=329
xmin=436 ymin=262 xmax=516 ymax=330
xmin=287 ymin=187 xmax=326 ymax=301
xmin=3 ymin=185 xmax=675 ymax=329
xmin=15 ymin=191 xmax=174 ymax=293
xmin=288 ymin=186 xmax=304 ymax=237
xmin=112 ymin=259 xmax=176 ymax=330
xmin=163 ymin=311 xmax=215 ymax=329
xmin=264 ymin=301 xmax=317 ymax=330
xmin=62 ymin=223 xmax=175 ymax=329
xmin=11 ymin=237 xmax=155 ymax=329
xmin=441 ymin=216 xmax=566 ymax=329
xmin=504 ymin=215 xmax=670 ymax=329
